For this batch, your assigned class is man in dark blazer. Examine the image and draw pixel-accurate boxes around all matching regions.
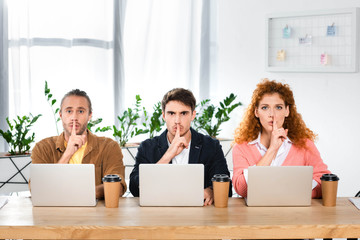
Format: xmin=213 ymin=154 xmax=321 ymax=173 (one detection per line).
xmin=129 ymin=88 xmax=232 ymax=205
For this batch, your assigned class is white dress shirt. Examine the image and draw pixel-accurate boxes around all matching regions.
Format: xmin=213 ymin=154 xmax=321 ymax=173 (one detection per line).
xmin=167 ymin=139 xmax=191 ymax=165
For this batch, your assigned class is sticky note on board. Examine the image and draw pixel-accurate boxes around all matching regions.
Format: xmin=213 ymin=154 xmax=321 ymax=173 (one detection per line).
xmin=320 ymin=53 xmax=330 ymax=65
xmin=283 ymin=26 xmax=291 ymax=38
xmin=277 ymin=50 xmax=286 ymax=61
xmin=327 ymin=25 xmax=336 ymax=36
xmin=299 ymin=35 xmax=312 ymax=45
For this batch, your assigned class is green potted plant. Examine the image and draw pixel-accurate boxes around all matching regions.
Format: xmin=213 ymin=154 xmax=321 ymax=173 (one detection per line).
xmin=0 ymin=113 xmax=41 ymax=193
xmin=87 ymin=118 xmax=111 ymax=133
xmin=113 ymin=95 xmax=149 ymax=147
xmin=193 ymin=93 xmax=242 ymax=138
xmin=0 ymin=114 xmax=41 ymax=155
xmin=45 ymin=81 xmax=61 ymax=135
xmin=143 ymin=102 xmax=165 ymax=139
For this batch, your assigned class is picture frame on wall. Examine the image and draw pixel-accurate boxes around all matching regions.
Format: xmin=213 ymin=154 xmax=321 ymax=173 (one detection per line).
xmin=265 ymin=8 xmax=359 ymax=72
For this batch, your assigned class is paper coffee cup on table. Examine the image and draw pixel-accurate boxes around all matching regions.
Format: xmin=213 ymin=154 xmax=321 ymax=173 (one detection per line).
xmin=320 ymin=173 xmax=339 ymax=207
xmin=211 ymin=174 xmax=230 ymax=208
xmin=102 ymin=174 xmax=121 ymax=208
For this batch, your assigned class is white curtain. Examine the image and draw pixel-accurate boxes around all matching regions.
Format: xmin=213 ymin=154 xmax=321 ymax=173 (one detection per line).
xmin=5 ymin=0 xmax=215 ymax=145
xmin=0 ymin=0 xmax=9 ymax=152
xmin=7 ymin=0 xmax=116 ymax=142
xmin=123 ymin=0 xmax=211 ymax=111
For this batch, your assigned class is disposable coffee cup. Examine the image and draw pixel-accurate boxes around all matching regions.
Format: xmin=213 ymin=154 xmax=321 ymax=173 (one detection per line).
xmin=102 ymin=174 xmax=121 ymax=208
xmin=211 ymin=174 xmax=230 ymax=208
xmin=320 ymin=173 xmax=339 ymax=207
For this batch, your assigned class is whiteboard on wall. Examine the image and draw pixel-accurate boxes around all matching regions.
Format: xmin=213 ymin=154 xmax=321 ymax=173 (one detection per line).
xmin=265 ymin=8 xmax=359 ymax=72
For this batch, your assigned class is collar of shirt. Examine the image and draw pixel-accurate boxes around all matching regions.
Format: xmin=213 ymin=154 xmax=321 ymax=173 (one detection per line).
xmin=249 ymin=132 xmax=292 ymax=148
xmin=167 ymin=138 xmax=191 ymax=164
xmin=248 ymin=133 xmax=292 ymax=165
xmin=249 ymin=133 xmax=267 ymax=152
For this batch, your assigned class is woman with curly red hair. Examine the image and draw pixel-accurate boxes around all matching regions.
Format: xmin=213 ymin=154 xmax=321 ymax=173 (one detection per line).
xmin=232 ymin=79 xmax=330 ymax=198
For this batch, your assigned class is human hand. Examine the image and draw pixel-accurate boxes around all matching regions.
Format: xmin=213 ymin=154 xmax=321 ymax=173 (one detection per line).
xmin=66 ymin=120 xmax=87 ymax=155
xmin=269 ymin=117 xmax=288 ymax=151
xmin=203 ymin=187 xmax=214 ymax=206
xmin=167 ymin=124 xmax=189 ymax=157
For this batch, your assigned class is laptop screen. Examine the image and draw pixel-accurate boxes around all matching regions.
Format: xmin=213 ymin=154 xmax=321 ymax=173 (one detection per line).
xmin=246 ymin=166 xmax=313 ymax=207
xmin=139 ymin=164 xmax=204 ymax=206
xmin=30 ymin=164 xmax=97 ymax=207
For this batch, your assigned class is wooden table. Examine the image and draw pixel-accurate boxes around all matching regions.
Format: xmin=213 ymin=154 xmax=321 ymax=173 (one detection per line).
xmin=0 ymin=197 xmax=359 ymax=239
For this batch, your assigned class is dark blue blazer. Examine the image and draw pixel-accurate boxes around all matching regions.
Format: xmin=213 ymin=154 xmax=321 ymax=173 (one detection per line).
xmin=129 ymin=128 xmax=232 ymax=197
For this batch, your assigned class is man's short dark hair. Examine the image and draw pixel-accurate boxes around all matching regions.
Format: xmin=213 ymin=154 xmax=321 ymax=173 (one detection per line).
xmin=60 ymin=89 xmax=92 ymax=113
xmin=161 ymin=88 xmax=196 ymax=112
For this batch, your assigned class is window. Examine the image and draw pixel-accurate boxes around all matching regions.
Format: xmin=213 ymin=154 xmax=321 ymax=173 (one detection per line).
xmin=7 ymin=0 xmax=116 ymax=140
xmin=5 ymin=0 xmax=213 ymax=144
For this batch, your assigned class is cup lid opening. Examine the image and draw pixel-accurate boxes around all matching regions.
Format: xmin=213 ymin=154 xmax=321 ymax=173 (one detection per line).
xmin=320 ymin=173 xmax=339 ymax=181
xmin=102 ymin=174 xmax=121 ymax=182
xmin=211 ymin=174 xmax=230 ymax=182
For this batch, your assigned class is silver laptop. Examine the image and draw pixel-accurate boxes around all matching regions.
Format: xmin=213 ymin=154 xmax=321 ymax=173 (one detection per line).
xmin=30 ymin=164 xmax=97 ymax=207
xmin=139 ymin=164 xmax=204 ymax=206
xmin=246 ymin=166 xmax=313 ymax=207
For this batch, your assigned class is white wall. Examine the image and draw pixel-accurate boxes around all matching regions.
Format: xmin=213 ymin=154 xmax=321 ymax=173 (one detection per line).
xmin=216 ymin=0 xmax=360 ymax=197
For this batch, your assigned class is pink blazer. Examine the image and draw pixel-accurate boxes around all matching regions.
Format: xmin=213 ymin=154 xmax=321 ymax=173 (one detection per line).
xmin=232 ymin=139 xmax=330 ymax=198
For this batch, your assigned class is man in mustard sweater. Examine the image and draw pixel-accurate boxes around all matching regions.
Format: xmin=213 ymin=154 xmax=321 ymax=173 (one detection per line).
xmin=31 ymin=89 xmax=126 ymax=199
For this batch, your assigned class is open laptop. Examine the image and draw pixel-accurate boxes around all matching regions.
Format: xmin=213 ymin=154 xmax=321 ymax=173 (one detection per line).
xmin=246 ymin=166 xmax=313 ymax=207
xmin=30 ymin=164 xmax=97 ymax=207
xmin=139 ymin=164 xmax=204 ymax=206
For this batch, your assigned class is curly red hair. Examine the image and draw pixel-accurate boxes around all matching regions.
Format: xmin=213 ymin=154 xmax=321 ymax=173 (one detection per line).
xmin=234 ymin=79 xmax=316 ymax=148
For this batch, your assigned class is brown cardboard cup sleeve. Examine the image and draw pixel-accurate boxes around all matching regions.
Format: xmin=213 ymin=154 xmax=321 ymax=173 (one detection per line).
xmin=211 ymin=174 xmax=230 ymax=208
xmin=320 ymin=173 xmax=339 ymax=207
xmin=102 ymin=174 xmax=122 ymax=208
